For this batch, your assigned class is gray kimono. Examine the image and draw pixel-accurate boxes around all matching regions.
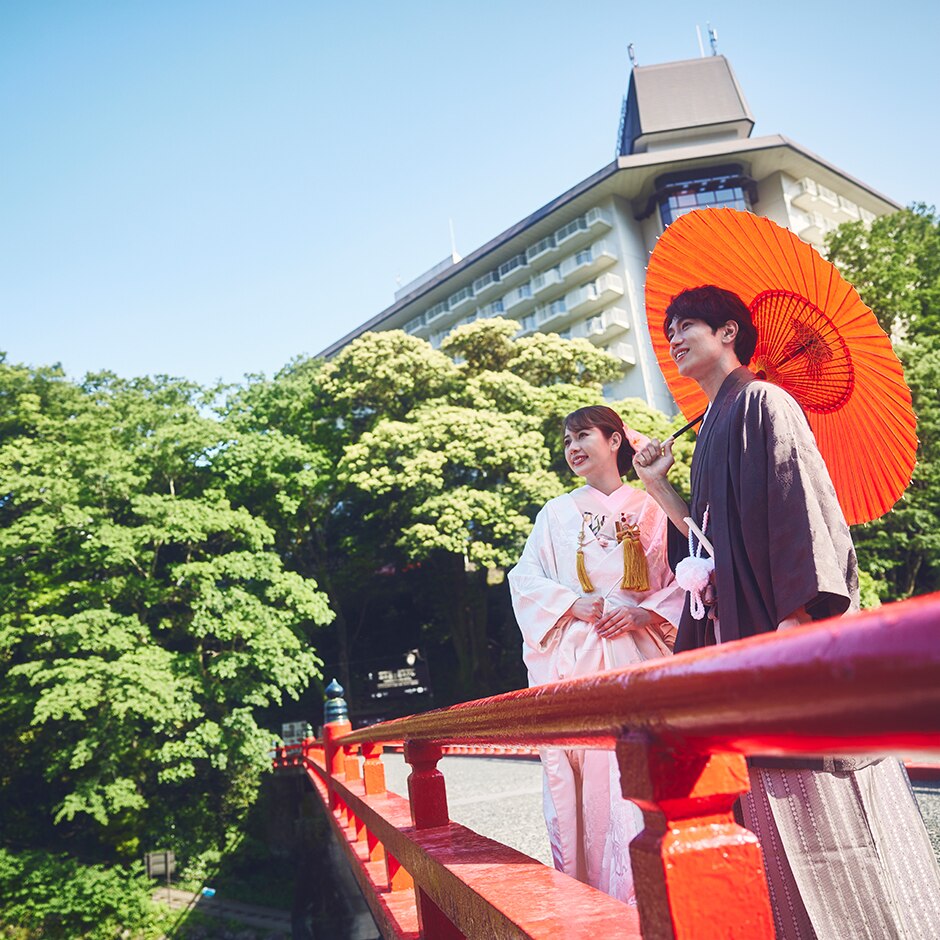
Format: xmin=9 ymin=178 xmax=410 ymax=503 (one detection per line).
xmin=668 ymin=367 xmax=940 ymax=938
xmin=671 ymin=366 xmax=857 ymax=649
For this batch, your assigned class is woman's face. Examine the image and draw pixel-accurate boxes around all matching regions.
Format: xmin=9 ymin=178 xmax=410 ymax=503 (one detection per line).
xmin=564 ymin=424 xmax=618 ymax=478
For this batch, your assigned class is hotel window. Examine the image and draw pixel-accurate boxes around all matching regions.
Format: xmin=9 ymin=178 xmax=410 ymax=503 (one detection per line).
xmin=641 ymin=164 xmax=758 ymax=227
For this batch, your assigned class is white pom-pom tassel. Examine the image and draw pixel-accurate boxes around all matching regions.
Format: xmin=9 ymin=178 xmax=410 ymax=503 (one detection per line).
xmin=676 ymin=508 xmax=715 ymax=620
xmin=675 ymin=553 xmax=714 ymax=620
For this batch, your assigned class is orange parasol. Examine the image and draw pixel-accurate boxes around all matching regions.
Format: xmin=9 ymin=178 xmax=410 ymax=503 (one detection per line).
xmin=644 ymin=207 xmax=916 ymax=526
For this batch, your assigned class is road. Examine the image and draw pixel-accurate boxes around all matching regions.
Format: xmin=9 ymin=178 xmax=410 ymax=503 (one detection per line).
xmin=381 ymin=753 xmax=940 ymax=868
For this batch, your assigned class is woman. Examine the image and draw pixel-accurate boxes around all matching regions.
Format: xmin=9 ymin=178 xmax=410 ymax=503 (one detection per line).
xmin=508 ymin=405 xmax=683 ymax=903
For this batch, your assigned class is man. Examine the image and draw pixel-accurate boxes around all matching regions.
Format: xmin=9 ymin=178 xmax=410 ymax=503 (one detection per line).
xmin=634 ymin=285 xmax=940 ymax=939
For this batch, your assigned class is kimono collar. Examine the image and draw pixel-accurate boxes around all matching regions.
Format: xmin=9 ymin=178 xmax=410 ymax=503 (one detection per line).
xmin=582 ymin=482 xmax=634 ymax=514
xmin=700 ymin=368 xmax=755 ymax=433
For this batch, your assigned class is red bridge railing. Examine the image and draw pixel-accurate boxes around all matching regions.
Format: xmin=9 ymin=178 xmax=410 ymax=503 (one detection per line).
xmin=274 ymin=593 xmax=940 ymax=939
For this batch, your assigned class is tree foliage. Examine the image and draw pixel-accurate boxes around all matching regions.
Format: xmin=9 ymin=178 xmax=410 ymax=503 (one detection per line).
xmin=827 ymin=204 xmax=940 ymax=343
xmin=826 ymin=206 xmax=940 ymax=599
xmin=325 ymin=319 xmax=692 ymax=694
xmin=0 ymin=848 xmax=158 ymax=940
xmin=0 ymin=365 xmax=332 ymax=865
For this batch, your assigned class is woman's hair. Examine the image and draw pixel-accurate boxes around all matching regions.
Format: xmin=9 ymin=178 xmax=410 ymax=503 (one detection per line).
xmin=563 ymin=405 xmax=635 ymax=477
xmin=663 ymin=285 xmax=758 ymax=366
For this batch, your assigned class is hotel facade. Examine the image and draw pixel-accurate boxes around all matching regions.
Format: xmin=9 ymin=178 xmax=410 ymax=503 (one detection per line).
xmin=320 ymin=55 xmax=899 ymax=415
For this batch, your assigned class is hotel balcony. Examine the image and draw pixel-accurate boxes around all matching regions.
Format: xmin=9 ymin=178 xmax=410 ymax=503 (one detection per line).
xmin=474 ymin=300 xmax=505 ymax=320
xmin=565 ymin=273 xmax=625 ymax=317
xmin=404 ymin=313 xmax=429 ymax=336
xmin=836 ymin=194 xmax=860 ymax=221
xmin=533 ymin=298 xmax=569 ymax=330
xmin=447 ymin=285 xmax=475 ymax=313
xmin=531 ymin=267 xmax=564 ymax=296
xmin=559 ymin=238 xmax=618 ymax=282
xmin=791 ymin=176 xmax=839 ymax=208
xmin=584 ymin=307 xmax=630 ymax=343
xmin=791 ymin=209 xmax=838 ymax=244
xmin=525 ymin=234 xmax=557 ymax=265
xmin=605 ymin=340 xmax=637 ymax=365
xmin=497 ymin=252 xmax=530 ymax=287
xmin=471 ymin=269 xmax=502 ymax=299
xmin=503 ymin=283 xmax=535 ymax=312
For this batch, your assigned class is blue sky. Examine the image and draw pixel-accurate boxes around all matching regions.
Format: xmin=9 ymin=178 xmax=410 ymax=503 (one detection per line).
xmin=2 ymin=1 xmax=937 ymax=387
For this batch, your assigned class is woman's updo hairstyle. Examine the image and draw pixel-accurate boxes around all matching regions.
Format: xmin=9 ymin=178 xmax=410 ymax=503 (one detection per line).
xmin=563 ymin=405 xmax=635 ymax=478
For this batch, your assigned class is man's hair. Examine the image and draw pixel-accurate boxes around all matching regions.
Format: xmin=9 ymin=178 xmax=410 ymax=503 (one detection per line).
xmin=663 ymin=285 xmax=758 ymax=366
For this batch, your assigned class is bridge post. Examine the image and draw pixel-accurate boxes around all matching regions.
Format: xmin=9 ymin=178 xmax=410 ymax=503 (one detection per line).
xmin=322 ymin=680 xmax=352 ymax=814
xmin=404 ymin=740 xmax=463 ymax=939
xmin=618 ymin=732 xmax=774 ymax=940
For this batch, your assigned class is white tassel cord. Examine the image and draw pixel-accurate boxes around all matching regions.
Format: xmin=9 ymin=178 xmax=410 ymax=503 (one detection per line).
xmin=675 ymin=508 xmax=714 ymax=620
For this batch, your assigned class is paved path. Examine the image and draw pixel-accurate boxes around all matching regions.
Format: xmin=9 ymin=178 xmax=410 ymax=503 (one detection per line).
xmin=157 ymin=887 xmax=292 ymax=935
xmin=382 ymin=753 xmax=940 ymax=868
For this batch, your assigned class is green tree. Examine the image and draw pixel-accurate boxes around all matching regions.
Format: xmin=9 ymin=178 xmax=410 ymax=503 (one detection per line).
xmin=220 ymin=321 xmax=692 ymax=704
xmin=850 ymin=337 xmax=940 ymax=599
xmin=0 ymin=848 xmax=158 ymax=940
xmin=0 ymin=365 xmax=332 ymax=864
xmin=827 ymin=203 xmax=940 ymax=342
xmin=826 ymin=206 xmax=940 ymax=599
xmin=337 ymin=320 xmax=692 ymax=695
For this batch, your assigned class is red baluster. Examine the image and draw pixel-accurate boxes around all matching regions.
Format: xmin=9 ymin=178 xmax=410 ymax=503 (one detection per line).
xmin=361 ymin=742 xmax=386 ymax=862
xmin=618 ymin=733 xmax=774 ymax=940
xmin=353 ymin=812 xmax=367 ymax=844
xmin=403 ymin=740 xmax=462 ymax=939
xmin=362 ymin=743 xmax=386 ymax=795
xmin=344 ymin=743 xmax=361 ymax=781
xmin=385 ymin=851 xmax=413 ymax=892
xmin=404 ymin=740 xmax=449 ymax=828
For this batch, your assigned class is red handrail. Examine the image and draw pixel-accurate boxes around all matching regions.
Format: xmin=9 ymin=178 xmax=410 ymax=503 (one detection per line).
xmin=340 ymin=594 xmax=940 ymax=754
xmin=276 ymin=592 xmax=940 ymax=939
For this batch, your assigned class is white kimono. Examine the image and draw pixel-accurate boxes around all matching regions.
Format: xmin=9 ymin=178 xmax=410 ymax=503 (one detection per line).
xmin=508 ymin=484 xmax=684 ymax=903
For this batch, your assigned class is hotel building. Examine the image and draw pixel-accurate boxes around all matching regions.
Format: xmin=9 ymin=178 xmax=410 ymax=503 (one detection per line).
xmin=320 ymin=55 xmax=899 ymax=415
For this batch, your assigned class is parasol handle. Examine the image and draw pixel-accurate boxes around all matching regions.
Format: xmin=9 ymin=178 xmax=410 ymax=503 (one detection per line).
xmin=664 ymin=413 xmax=705 ymax=445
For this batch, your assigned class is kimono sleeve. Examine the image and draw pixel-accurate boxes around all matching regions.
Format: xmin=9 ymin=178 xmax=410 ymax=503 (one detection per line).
xmin=636 ymin=503 xmax=686 ymax=647
xmin=508 ymin=503 xmax=580 ymax=653
xmin=738 ymin=384 xmax=858 ymax=623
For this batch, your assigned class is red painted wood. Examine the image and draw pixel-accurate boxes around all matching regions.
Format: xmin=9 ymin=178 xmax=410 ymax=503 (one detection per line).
xmin=324 ymin=719 xmax=352 ymax=773
xmin=619 ymin=734 xmax=773 ymax=939
xmin=323 ymin=718 xmax=352 ymax=812
xmin=318 ymin=751 xmax=641 ymax=938
xmin=905 ymin=762 xmax=940 ymax=781
xmin=339 ymin=594 xmax=940 ymax=756
xmin=404 ymin=740 xmax=449 ymax=829
xmin=305 ymin=757 xmax=420 ymax=938
xmin=367 ymin=827 xmax=385 ymax=864
xmin=363 ymin=742 xmax=387 ymax=795
xmin=402 ymin=740 xmax=462 ymax=938
xmin=344 ymin=743 xmax=361 ymax=781
xmin=277 ymin=595 xmax=940 ymax=939
xmin=387 ymin=851 xmax=414 ymax=893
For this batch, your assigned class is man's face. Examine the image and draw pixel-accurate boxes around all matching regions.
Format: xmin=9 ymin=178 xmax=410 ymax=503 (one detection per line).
xmin=666 ymin=316 xmax=729 ymax=380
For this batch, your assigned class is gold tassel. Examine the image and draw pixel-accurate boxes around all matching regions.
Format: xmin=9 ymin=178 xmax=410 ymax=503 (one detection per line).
xmin=576 ymin=514 xmax=595 ymax=593
xmin=617 ymin=521 xmax=649 ymax=591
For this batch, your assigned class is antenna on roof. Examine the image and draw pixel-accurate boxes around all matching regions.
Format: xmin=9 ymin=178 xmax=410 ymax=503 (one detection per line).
xmin=695 ymin=25 xmax=705 ymax=57
xmin=627 ymin=43 xmax=638 ymax=67
xmin=449 ymin=218 xmax=461 ymax=262
xmin=707 ymin=23 xmax=719 ymax=56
